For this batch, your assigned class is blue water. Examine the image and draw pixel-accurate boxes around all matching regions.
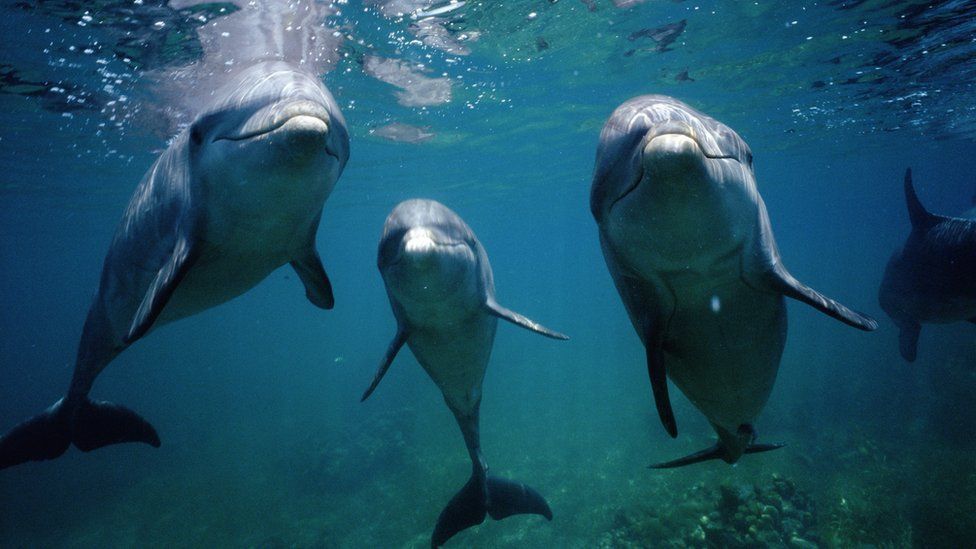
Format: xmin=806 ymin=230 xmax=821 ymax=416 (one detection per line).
xmin=1 ymin=1 xmax=975 ymax=547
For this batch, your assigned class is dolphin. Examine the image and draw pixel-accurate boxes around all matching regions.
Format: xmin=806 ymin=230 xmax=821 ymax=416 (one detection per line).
xmin=361 ymin=199 xmax=566 ymax=547
xmin=0 ymin=60 xmax=350 ymax=470
xmin=590 ymin=95 xmax=877 ymax=468
xmin=878 ymin=168 xmax=976 ymax=362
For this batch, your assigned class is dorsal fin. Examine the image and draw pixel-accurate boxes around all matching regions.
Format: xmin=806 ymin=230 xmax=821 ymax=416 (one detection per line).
xmin=904 ymin=168 xmax=935 ymax=229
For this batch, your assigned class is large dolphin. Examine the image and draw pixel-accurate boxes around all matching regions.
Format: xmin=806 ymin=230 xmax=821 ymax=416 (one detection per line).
xmin=879 ymin=168 xmax=976 ymax=362
xmin=362 ymin=199 xmax=566 ymax=547
xmin=0 ymin=60 xmax=350 ymax=470
xmin=590 ymin=95 xmax=877 ymax=468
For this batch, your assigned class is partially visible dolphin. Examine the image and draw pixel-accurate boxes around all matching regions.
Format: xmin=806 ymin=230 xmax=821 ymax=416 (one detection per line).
xmin=0 ymin=60 xmax=350 ymax=469
xmin=590 ymin=95 xmax=877 ymax=468
xmin=362 ymin=199 xmax=566 ymax=547
xmin=879 ymin=168 xmax=976 ymax=362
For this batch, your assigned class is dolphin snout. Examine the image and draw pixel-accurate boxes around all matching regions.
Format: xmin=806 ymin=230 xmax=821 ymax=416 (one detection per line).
xmin=276 ymin=100 xmax=332 ymax=128
xmin=278 ymin=114 xmax=331 ymax=153
xmin=642 ymin=133 xmax=706 ymax=177
xmin=642 ymin=120 xmax=707 ymax=163
xmin=404 ymin=228 xmax=438 ymax=256
xmin=644 ymin=133 xmax=702 ymax=158
xmin=646 ymin=120 xmax=698 ymax=143
xmin=217 ymin=100 xmax=332 ymax=143
xmin=394 ymin=228 xmax=471 ymax=271
xmin=644 ymin=119 xmax=739 ymax=161
xmin=395 ymin=228 xmax=442 ymax=269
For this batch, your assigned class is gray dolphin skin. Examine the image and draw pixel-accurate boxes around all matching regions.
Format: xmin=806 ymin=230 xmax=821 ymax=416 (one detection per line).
xmin=0 ymin=61 xmax=350 ymax=470
xmin=362 ymin=199 xmax=567 ymax=547
xmin=590 ymin=95 xmax=877 ymax=469
xmin=878 ymin=168 xmax=976 ymax=362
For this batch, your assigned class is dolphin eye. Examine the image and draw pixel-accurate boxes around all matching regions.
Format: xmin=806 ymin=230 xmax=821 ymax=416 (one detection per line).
xmin=746 ymin=152 xmax=754 ymax=165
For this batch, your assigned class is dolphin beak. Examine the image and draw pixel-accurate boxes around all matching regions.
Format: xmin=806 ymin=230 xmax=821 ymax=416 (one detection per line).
xmin=646 ymin=120 xmax=698 ymax=143
xmin=215 ymin=100 xmax=332 ymax=143
xmin=392 ymin=228 xmax=469 ymax=268
xmin=385 ymin=228 xmax=435 ymax=267
xmin=643 ymin=133 xmax=704 ymax=161
xmin=404 ymin=231 xmax=437 ymax=255
xmin=642 ymin=119 xmax=740 ymax=162
xmin=641 ymin=131 xmax=710 ymax=184
xmin=642 ymin=119 xmax=705 ymax=161
xmin=278 ymin=115 xmax=331 ymax=151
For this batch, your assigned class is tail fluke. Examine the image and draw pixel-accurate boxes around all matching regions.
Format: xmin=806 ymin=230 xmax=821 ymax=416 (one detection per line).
xmin=649 ymin=441 xmax=784 ymax=469
xmin=432 ymin=475 xmax=488 ymax=548
xmin=431 ymin=474 xmax=552 ymax=547
xmin=72 ymin=399 xmax=160 ymax=452
xmin=0 ymin=398 xmax=159 ymax=470
xmin=485 ymin=476 xmax=553 ymax=521
xmin=0 ymin=400 xmax=71 ymax=469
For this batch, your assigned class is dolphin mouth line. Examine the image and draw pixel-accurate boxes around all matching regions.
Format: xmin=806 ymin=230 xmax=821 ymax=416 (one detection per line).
xmin=609 ymin=168 xmax=644 ymax=213
xmin=214 ymin=113 xmax=331 ymax=142
xmin=609 ymin=133 xmax=740 ymax=212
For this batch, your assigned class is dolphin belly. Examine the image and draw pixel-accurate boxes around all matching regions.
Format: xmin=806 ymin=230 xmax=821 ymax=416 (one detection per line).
xmin=664 ymin=278 xmax=786 ymax=432
xmin=408 ymin=313 xmax=496 ymax=415
xmin=154 ymin=246 xmax=291 ymax=324
xmin=154 ymin=143 xmax=335 ymax=325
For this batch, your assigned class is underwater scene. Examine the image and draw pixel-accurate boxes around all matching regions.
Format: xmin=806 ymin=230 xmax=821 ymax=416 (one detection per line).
xmin=1 ymin=0 xmax=975 ymax=547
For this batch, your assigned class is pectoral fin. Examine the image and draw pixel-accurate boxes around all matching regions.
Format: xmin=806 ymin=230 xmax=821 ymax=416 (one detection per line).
xmin=898 ymin=321 xmax=921 ymax=362
xmin=125 ymin=236 xmax=198 ymax=344
xmin=746 ymin=196 xmax=877 ymax=332
xmin=644 ymin=320 xmax=677 ymax=438
xmin=361 ymin=328 xmax=408 ymax=401
xmin=762 ymin=264 xmax=878 ymax=331
xmin=601 ymin=253 xmax=677 ymax=439
xmin=485 ymin=299 xmax=569 ymax=340
xmin=291 ymin=248 xmax=334 ymax=310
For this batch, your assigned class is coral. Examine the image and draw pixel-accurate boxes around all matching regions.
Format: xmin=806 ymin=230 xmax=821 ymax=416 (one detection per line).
xmin=596 ymin=474 xmax=820 ymax=548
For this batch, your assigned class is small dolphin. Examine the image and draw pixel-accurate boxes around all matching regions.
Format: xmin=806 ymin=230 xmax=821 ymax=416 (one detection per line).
xmin=0 ymin=61 xmax=349 ymax=470
xmin=590 ymin=95 xmax=877 ymax=468
xmin=362 ymin=199 xmax=566 ymax=547
xmin=879 ymin=168 xmax=976 ymax=362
